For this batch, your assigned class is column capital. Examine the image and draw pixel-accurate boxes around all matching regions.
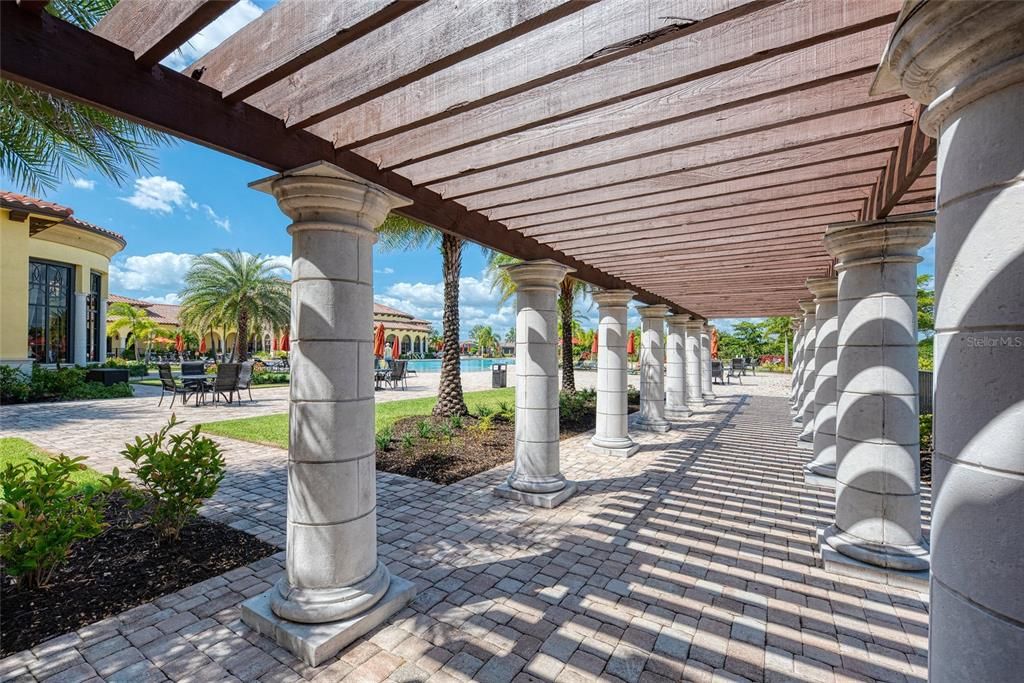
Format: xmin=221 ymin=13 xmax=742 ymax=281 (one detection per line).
xmin=824 ymin=213 xmax=935 ymax=270
xmin=797 ymin=299 xmax=816 ymax=315
xmin=591 ymin=289 xmax=634 ymax=308
xmin=666 ymin=313 xmax=691 ymax=327
xmin=682 ymin=318 xmax=704 ymax=331
xmin=805 ymin=276 xmax=838 ymax=302
xmin=872 ymin=0 xmax=1024 ymax=135
xmin=501 ymin=259 xmax=574 ymax=290
xmin=251 ymin=161 xmax=411 ymax=237
xmin=636 ymin=303 xmax=671 ymax=319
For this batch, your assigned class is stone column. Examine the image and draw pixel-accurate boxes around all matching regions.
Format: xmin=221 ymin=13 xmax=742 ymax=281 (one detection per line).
xmin=495 ymin=260 xmax=578 ymax=507
xmin=790 ymin=320 xmax=803 ymax=411
xmin=700 ymin=323 xmax=715 ymax=399
xmin=664 ymin=313 xmax=692 ymax=420
xmin=241 ymin=162 xmax=415 ymax=667
xmin=820 ymin=214 xmax=934 ymax=576
xmin=73 ymin=292 xmax=88 ymax=366
xmin=794 ymin=300 xmax=816 ymax=428
xmin=634 ymin=304 xmax=671 ymax=432
xmin=683 ymin=319 xmax=705 ymax=409
xmin=588 ymin=289 xmax=639 ymax=457
xmin=804 ymin=277 xmax=839 ymax=480
xmin=875 ymin=5 xmax=1024 ymax=680
xmin=97 ymin=298 xmax=107 ymax=361
xmin=797 ymin=297 xmax=820 ymax=446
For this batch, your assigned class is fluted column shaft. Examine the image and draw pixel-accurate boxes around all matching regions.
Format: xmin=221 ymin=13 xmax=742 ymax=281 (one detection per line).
xmin=805 ymin=278 xmax=839 ymax=477
xmin=875 ymin=4 xmax=1024 ymax=679
xmin=683 ymin=321 xmax=704 ymax=409
xmin=635 ymin=305 xmax=671 ymax=432
xmin=798 ymin=301 xmax=820 ymax=443
xmin=795 ymin=301 xmax=816 ymax=428
xmin=664 ymin=314 xmax=692 ymax=420
xmin=822 ymin=215 xmax=934 ymax=572
xmin=700 ymin=324 xmax=715 ymax=399
xmin=790 ymin=322 xmax=804 ymax=409
xmin=589 ymin=289 xmax=638 ymax=457
xmin=496 ymin=260 xmax=578 ymax=508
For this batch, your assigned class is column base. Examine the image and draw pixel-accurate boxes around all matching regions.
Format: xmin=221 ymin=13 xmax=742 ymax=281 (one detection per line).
xmin=820 ymin=524 xmax=930 ymax=573
xmin=634 ymin=417 xmax=671 ymax=433
xmin=803 ymin=461 xmax=836 ymax=478
xmin=587 ymin=437 xmax=639 ymax=458
xmin=665 ymin=407 xmax=693 ymax=420
xmin=817 ymin=528 xmax=928 ymax=591
xmin=702 ymin=391 xmax=716 ymax=400
xmin=686 ymin=399 xmax=706 ymax=410
xmin=796 ymin=439 xmax=813 ymax=450
xmin=241 ymin=574 xmax=416 ymax=667
xmin=494 ymin=480 xmax=578 ymax=508
xmin=803 ymin=470 xmax=836 ymax=489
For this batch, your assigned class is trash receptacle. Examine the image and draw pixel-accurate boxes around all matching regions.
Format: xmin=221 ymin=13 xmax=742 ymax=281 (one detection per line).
xmin=491 ymin=363 xmax=507 ymax=388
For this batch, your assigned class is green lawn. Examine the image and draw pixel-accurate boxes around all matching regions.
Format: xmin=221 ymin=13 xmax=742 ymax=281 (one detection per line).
xmin=0 ymin=437 xmax=108 ymax=492
xmin=200 ymin=387 xmax=516 ymax=448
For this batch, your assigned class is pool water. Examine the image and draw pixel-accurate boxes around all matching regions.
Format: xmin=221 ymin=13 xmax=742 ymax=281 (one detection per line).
xmin=403 ymin=357 xmax=514 ymax=373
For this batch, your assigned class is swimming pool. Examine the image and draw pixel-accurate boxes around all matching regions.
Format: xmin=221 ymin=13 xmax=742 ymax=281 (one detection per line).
xmin=404 ymin=357 xmax=514 ymax=373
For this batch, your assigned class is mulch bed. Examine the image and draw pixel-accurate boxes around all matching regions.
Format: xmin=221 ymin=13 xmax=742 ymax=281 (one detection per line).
xmin=1 ymin=495 xmax=277 ymax=656
xmin=376 ymin=399 xmax=640 ymax=485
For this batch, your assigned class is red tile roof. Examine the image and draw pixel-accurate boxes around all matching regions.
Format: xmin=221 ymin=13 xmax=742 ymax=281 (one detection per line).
xmin=2 ymin=189 xmax=126 ymax=246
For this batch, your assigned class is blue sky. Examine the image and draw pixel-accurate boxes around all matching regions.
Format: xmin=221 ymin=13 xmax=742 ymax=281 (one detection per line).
xmin=3 ymin=0 xmax=935 ymax=338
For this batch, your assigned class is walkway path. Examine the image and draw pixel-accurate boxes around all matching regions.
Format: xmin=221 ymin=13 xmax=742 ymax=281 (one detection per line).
xmin=0 ymin=374 xmax=929 ymax=683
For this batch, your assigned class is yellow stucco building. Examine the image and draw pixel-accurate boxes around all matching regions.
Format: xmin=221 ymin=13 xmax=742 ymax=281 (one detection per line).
xmin=1 ymin=191 xmax=125 ymax=370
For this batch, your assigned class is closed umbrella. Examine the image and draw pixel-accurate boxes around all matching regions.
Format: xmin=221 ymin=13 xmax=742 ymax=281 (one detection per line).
xmin=391 ymin=335 xmax=400 ymax=359
xmin=281 ymin=330 xmax=290 ymax=352
xmin=626 ymin=331 xmax=636 ymax=356
xmin=711 ymin=327 xmax=719 ymax=359
xmin=175 ymin=334 xmax=184 ymax=353
xmin=272 ymin=335 xmax=278 ymax=351
xmin=373 ymin=324 xmax=386 ymax=358
xmin=200 ymin=336 xmax=207 ymax=353
xmin=591 ymin=332 xmax=598 ymax=355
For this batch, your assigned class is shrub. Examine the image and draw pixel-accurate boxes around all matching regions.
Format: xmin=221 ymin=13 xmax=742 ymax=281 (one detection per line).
xmin=401 ymin=434 xmax=415 ymax=450
xmin=102 ymin=358 xmax=148 ymax=377
xmin=375 ymin=427 xmax=393 ymax=451
xmin=251 ymin=372 xmax=289 ymax=385
xmin=120 ymin=415 xmax=225 ymax=541
xmin=448 ymin=415 xmax=463 ymax=430
xmin=626 ymin=386 xmax=640 ymax=405
xmin=0 ymin=366 xmax=133 ymax=404
xmin=476 ymin=405 xmax=493 ymax=418
xmin=496 ymin=401 xmax=514 ymax=421
xmin=559 ymin=390 xmax=595 ymax=423
xmin=0 ymin=455 xmax=126 ymax=588
xmin=472 ymin=414 xmax=495 ymax=433
xmin=416 ymin=420 xmax=433 ymax=439
xmin=920 ymin=413 xmax=933 ymax=452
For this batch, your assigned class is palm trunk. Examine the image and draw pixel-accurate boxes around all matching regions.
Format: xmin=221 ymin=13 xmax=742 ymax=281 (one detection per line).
xmin=559 ymin=279 xmax=576 ymax=394
xmin=237 ymin=311 xmax=249 ymax=362
xmin=433 ymin=234 xmax=468 ymax=417
xmin=132 ymin=330 xmax=140 ymax=362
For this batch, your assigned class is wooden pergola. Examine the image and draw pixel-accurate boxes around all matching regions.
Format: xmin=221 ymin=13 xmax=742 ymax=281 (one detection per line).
xmin=1 ymin=0 xmax=935 ymax=319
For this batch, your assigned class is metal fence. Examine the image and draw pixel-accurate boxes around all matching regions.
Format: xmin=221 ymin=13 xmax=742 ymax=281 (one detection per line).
xmin=919 ymin=370 xmax=933 ymax=414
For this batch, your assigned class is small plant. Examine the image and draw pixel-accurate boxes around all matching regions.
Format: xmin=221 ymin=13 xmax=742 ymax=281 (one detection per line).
xmin=626 ymin=386 xmax=641 ymax=405
xmin=0 ymin=455 xmax=126 ymax=588
xmin=401 ymin=434 xmax=415 ymax=450
xmin=375 ymin=426 xmax=393 ymax=451
xmin=472 ymin=414 xmax=495 ymax=433
xmin=438 ymin=422 xmax=455 ymax=442
xmin=448 ymin=415 xmax=463 ymax=430
xmin=920 ymin=413 xmax=933 ymax=453
xmin=496 ymin=400 xmax=511 ymax=415
xmin=120 ymin=415 xmax=225 ymax=542
xmin=475 ymin=405 xmax=493 ymax=418
xmin=416 ymin=420 xmax=433 ymax=439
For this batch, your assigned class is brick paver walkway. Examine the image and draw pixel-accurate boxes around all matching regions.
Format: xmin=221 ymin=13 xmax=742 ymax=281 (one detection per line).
xmin=0 ymin=374 xmax=929 ymax=683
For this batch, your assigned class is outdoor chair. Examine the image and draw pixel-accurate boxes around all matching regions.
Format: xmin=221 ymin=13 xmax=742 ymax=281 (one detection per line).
xmin=711 ymin=360 xmax=725 ymax=384
xmin=236 ymin=361 xmax=255 ymax=403
xmin=157 ymin=363 xmax=199 ymax=407
xmin=729 ymin=358 xmax=745 ymax=384
xmin=209 ymin=363 xmax=241 ymax=405
xmin=386 ymin=360 xmax=408 ymax=390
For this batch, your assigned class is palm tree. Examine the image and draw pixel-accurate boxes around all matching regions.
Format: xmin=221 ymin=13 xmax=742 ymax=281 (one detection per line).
xmin=470 ymin=325 xmax=499 ymax=357
xmin=108 ymin=302 xmax=163 ymax=362
xmin=485 ymin=250 xmax=586 ymax=393
xmin=504 ymin=328 xmax=515 ymax=345
xmin=0 ymin=1 xmax=169 ymax=194
xmin=377 ymin=215 xmax=467 ymax=416
xmin=178 ymin=251 xmax=290 ymax=362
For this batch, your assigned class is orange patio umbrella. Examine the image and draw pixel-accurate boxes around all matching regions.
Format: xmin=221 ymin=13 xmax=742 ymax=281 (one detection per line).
xmin=280 ymin=330 xmax=290 ymax=352
xmin=272 ymin=335 xmax=278 ymax=351
xmin=626 ymin=331 xmax=636 ymax=355
xmin=175 ymin=334 xmax=184 ymax=353
xmin=591 ymin=332 xmax=598 ymax=355
xmin=711 ymin=327 xmax=719 ymax=359
xmin=391 ymin=335 xmax=400 ymax=358
xmin=199 ymin=336 xmax=207 ymax=353
xmin=373 ymin=324 xmax=386 ymax=358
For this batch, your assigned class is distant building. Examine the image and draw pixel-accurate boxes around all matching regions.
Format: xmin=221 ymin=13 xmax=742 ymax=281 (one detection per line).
xmin=1 ymin=191 xmax=125 ymax=370
xmin=374 ymin=303 xmax=432 ymax=354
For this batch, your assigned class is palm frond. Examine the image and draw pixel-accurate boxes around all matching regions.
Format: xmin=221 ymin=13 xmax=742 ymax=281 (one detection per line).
xmin=375 ymin=214 xmax=440 ymax=253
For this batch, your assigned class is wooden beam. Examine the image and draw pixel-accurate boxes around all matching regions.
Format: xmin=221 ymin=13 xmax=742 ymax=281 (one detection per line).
xmin=0 ymin=4 xmax=693 ymax=317
xmin=16 ymin=1 xmax=49 ymax=14
xmin=93 ymin=0 xmax=238 ymax=68
xmin=189 ymin=0 xmax=426 ymax=102
xmin=860 ymin=104 xmax=936 ymax=220
xmin=487 ymin=153 xmax=890 ymax=222
xmin=399 ymin=68 xmax=894 ymax=186
xmin=348 ymin=0 xmax=899 ymax=162
xmin=434 ymin=101 xmax=914 ymax=200
xmin=249 ymin=0 xmax=595 ymax=130
xmin=598 ymin=244 xmax=830 ymax=269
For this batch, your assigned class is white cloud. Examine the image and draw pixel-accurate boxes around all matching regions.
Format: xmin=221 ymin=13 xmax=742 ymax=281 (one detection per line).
xmin=70 ymin=178 xmax=95 ymax=190
xmin=162 ymin=0 xmax=264 ymax=72
xmin=202 ymin=205 xmax=231 ymax=232
xmin=144 ymin=292 xmax=183 ymax=305
xmin=109 ymin=251 xmax=290 ymax=297
xmin=121 ymin=176 xmax=190 ymax=213
xmin=375 ymin=267 xmax=395 ymax=275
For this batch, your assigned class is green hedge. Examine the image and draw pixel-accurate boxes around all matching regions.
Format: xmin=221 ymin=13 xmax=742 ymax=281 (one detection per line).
xmin=0 ymin=366 xmax=133 ymax=404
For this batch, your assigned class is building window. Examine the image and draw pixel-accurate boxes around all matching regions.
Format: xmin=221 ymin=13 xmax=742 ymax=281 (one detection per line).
xmin=86 ymin=272 xmax=101 ymax=362
xmin=28 ymin=260 xmax=73 ymax=364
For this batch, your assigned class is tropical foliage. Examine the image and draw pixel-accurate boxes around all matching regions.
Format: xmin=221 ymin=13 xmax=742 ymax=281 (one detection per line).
xmin=0 ymin=0 xmax=169 ymax=194
xmin=377 ymin=215 xmax=467 ymax=416
xmin=107 ymin=302 xmax=168 ymax=362
xmin=178 ymin=251 xmax=290 ymax=362
xmin=918 ymin=275 xmax=935 ymax=370
xmin=714 ymin=317 xmax=795 ymax=362
xmin=469 ymin=325 xmax=500 ymax=356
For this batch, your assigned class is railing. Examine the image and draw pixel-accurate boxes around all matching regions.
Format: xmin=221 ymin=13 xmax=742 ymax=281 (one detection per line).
xmin=919 ymin=370 xmax=933 ymax=414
